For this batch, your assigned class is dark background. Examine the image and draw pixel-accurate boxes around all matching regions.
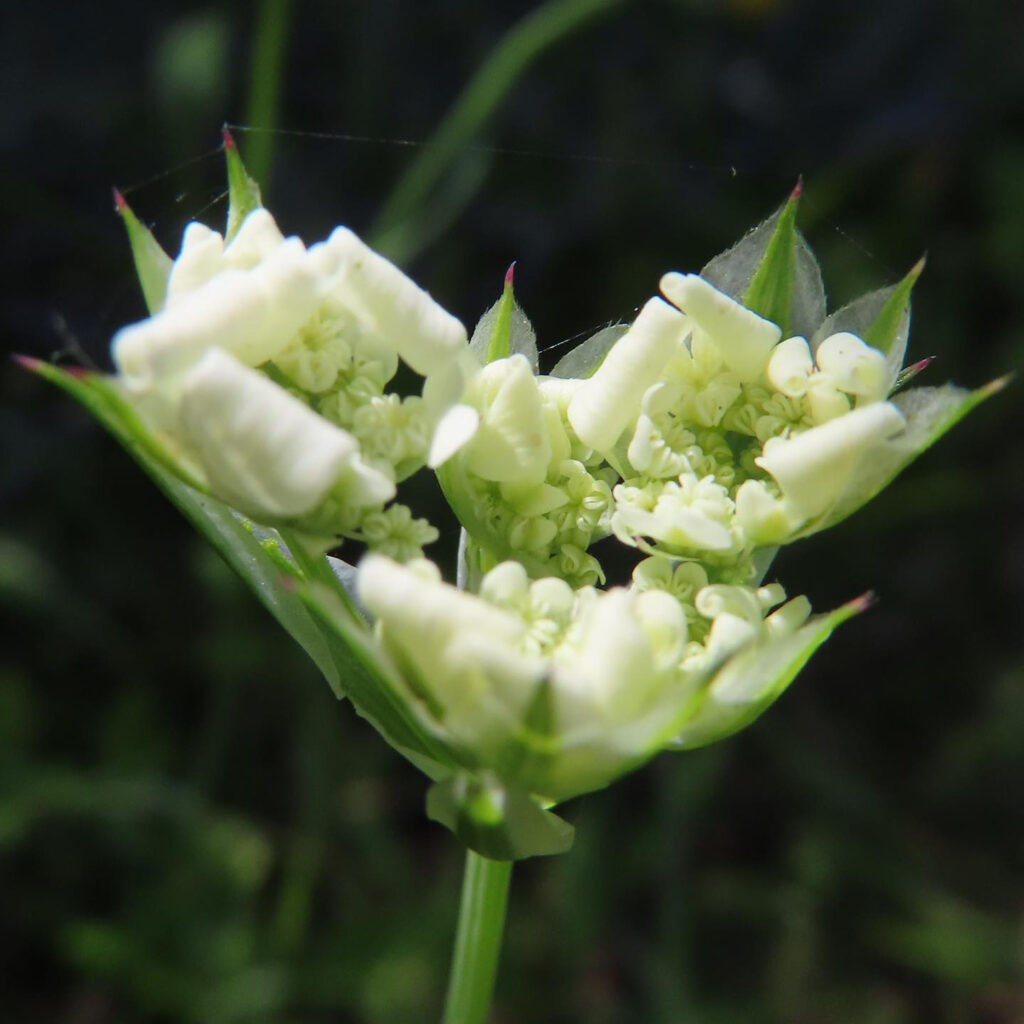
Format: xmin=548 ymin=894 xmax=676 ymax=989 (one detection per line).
xmin=3 ymin=1 xmax=1023 ymax=1021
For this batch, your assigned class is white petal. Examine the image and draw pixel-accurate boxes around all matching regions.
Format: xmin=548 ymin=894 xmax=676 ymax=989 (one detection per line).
xmin=660 ymin=273 xmax=782 ymax=382
xmin=113 ymin=238 xmax=322 ymax=390
xmin=178 ymin=349 xmax=383 ymax=519
xmin=222 ymin=208 xmax=287 ymax=269
xmin=567 ymin=297 xmax=685 ymax=452
xmin=315 ymin=227 xmax=468 ymax=377
xmin=428 ymin=403 xmax=480 ymax=467
xmin=165 ymin=222 xmax=224 ymax=304
xmin=755 ymin=402 xmax=907 ymax=521
xmin=464 ymin=355 xmax=551 ymax=484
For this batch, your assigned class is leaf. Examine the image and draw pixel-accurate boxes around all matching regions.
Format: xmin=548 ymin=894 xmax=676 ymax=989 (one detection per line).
xmin=702 ymin=184 xmax=826 ymax=339
xmin=23 ymin=362 xmax=350 ymax=692
xmin=811 ymin=256 xmax=925 ymax=388
xmin=807 ymin=378 xmax=1008 ymax=536
xmin=548 ymin=322 xmax=627 ymax=378
xmin=25 ymin=360 xmax=469 ymax=776
xmin=113 ymin=190 xmax=173 ymax=314
xmin=469 ymin=264 xmax=538 ymax=371
xmin=223 ymin=127 xmax=263 ymax=243
xmin=296 ymin=582 xmax=463 ymax=772
xmin=674 ymin=596 xmax=869 ymax=750
xmin=426 ymin=773 xmax=574 ymax=860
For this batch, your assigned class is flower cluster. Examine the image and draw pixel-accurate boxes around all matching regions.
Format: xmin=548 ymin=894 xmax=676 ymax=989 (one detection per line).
xmin=108 ymin=154 xmax=478 ymax=558
xmin=31 ymin=144 xmax=999 ymax=859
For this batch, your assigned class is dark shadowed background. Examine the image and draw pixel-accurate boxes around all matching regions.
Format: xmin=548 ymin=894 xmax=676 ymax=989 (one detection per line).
xmin=3 ymin=1 xmax=1024 ymax=1021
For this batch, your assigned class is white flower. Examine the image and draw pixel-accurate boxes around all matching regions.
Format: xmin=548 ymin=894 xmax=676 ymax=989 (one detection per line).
xmin=358 ymin=555 xmax=690 ymax=798
xmin=814 ymin=331 xmax=889 ymax=401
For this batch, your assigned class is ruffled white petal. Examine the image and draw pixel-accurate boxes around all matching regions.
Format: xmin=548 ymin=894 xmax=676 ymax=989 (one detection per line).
xmin=659 ymin=272 xmax=781 ymax=381
xmin=178 ymin=349 xmax=392 ymax=519
xmin=567 ymin=297 xmax=686 ymax=452
xmin=755 ymin=401 xmax=907 ymax=521
xmin=313 ymin=227 xmax=468 ymax=377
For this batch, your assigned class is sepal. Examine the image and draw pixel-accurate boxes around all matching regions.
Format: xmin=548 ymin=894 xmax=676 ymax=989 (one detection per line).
xmin=426 ymin=773 xmax=575 ymax=860
xmin=469 ymin=263 xmax=538 ymax=370
xmin=223 ymin=127 xmax=263 ymax=243
xmin=113 ymin=190 xmax=173 ymax=314
xmin=674 ymin=594 xmax=871 ymax=749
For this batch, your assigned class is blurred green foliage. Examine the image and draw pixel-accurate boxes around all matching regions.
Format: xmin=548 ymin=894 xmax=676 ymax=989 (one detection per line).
xmin=3 ymin=1 xmax=1023 ymax=1021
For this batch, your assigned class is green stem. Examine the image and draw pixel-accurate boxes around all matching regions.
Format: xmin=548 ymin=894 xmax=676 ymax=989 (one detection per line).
xmin=369 ymin=0 xmax=621 ymax=263
xmin=245 ymin=0 xmax=291 ymax=190
xmin=443 ymin=851 xmax=514 ymax=1024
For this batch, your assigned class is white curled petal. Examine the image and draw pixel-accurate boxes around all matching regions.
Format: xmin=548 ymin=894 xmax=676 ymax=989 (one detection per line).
xmin=555 ymin=591 xmax=656 ymax=724
xmin=165 ymin=222 xmax=225 ymax=304
xmin=660 ymin=273 xmax=782 ymax=382
xmin=113 ymin=238 xmax=322 ymax=390
xmin=464 ymin=355 xmax=550 ymax=484
xmin=222 ymin=208 xmax=287 ymax=269
xmin=428 ymin=403 xmax=480 ymax=468
xmin=766 ymin=336 xmax=814 ymax=397
xmin=816 ymin=332 xmax=889 ymax=399
xmin=178 ymin=349 xmax=383 ymax=519
xmin=755 ymin=401 xmax=907 ymax=521
xmin=568 ymin=297 xmax=685 ymax=452
xmin=316 ymin=227 xmax=468 ymax=377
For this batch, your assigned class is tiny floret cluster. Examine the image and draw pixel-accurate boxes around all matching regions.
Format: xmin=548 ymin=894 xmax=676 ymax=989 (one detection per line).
xmin=33 ymin=145 xmax=997 ymax=860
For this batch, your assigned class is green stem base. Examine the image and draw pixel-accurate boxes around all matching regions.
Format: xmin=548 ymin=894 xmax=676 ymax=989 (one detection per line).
xmin=442 ymin=851 xmax=514 ymax=1024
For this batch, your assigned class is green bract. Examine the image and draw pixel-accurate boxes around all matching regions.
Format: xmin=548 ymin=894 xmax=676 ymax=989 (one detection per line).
xmin=26 ymin=143 xmax=1004 ymax=860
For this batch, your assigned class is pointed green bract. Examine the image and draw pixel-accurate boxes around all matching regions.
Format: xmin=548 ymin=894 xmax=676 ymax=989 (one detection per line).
xmin=675 ymin=598 xmax=867 ymax=750
xmin=23 ymin=363 xmax=350 ymax=694
xmin=702 ymin=186 xmax=826 ymax=338
xmin=114 ymin=192 xmax=172 ymax=314
xmin=741 ymin=187 xmax=800 ymax=333
xmin=223 ymin=128 xmax=264 ymax=242
xmin=469 ymin=267 xmax=539 ymax=370
xmin=801 ymin=378 xmax=1007 ymax=537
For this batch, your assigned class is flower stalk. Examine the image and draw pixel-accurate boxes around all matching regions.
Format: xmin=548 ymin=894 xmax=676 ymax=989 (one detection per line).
xmin=443 ymin=851 xmax=514 ymax=1024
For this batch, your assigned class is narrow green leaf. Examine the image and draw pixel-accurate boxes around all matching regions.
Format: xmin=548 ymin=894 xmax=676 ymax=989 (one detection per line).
xmin=469 ymin=264 xmax=538 ymax=370
xmin=113 ymin=190 xmax=173 ymax=314
xmin=703 ymin=183 xmax=826 ymax=339
xmin=223 ymin=126 xmax=263 ymax=242
xmin=864 ymin=256 xmax=925 ymax=355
